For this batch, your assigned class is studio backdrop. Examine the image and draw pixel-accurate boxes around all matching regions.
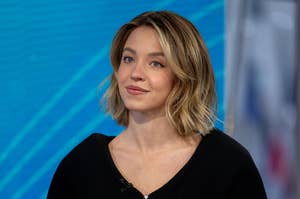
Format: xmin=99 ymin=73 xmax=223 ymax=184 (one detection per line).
xmin=0 ymin=1 xmax=224 ymax=198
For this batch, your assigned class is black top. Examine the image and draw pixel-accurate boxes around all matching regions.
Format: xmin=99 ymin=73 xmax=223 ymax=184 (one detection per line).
xmin=47 ymin=129 xmax=267 ymax=199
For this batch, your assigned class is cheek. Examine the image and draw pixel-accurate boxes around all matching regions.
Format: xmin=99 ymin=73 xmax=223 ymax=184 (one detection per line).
xmin=151 ymin=74 xmax=174 ymax=92
xmin=116 ymin=67 xmax=127 ymax=83
xmin=115 ymin=67 xmax=129 ymax=98
xmin=161 ymin=72 xmax=175 ymax=90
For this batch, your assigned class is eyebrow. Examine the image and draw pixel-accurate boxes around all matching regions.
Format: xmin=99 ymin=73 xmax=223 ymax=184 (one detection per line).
xmin=123 ymin=47 xmax=164 ymax=57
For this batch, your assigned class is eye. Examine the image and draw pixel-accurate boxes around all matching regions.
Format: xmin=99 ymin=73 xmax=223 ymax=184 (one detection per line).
xmin=122 ymin=56 xmax=134 ymax=63
xmin=150 ymin=61 xmax=164 ymax=68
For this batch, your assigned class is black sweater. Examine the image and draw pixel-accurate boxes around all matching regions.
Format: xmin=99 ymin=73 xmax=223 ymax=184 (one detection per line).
xmin=47 ymin=129 xmax=267 ymax=199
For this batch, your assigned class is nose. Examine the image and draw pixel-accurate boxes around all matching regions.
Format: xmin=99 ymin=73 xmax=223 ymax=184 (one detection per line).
xmin=130 ymin=60 xmax=145 ymax=81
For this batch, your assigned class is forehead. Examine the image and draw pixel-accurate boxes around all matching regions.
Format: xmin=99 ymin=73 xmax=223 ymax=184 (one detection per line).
xmin=124 ymin=26 xmax=162 ymax=51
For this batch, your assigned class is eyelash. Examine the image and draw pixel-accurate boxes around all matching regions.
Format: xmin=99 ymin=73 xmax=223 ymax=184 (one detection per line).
xmin=122 ymin=56 xmax=165 ymax=68
xmin=150 ymin=61 xmax=164 ymax=68
xmin=122 ymin=56 xmax=134 ymax=63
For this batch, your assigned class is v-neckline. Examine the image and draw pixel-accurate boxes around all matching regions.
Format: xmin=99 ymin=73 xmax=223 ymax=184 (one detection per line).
xmin=103 ymin=133 xmax=209 ymax=198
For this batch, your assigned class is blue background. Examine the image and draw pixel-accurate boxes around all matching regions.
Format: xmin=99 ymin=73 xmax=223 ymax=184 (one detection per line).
xmin=0 ymin=0 xmax=224 ymax=198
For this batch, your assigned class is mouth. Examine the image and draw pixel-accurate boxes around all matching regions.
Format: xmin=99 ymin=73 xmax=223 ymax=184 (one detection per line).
xmin=125 ymin=85 xmax=149 ymax=95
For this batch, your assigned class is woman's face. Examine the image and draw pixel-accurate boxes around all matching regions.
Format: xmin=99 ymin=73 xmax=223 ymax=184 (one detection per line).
xmin=116 ymin=26 xmax=175 ymax=115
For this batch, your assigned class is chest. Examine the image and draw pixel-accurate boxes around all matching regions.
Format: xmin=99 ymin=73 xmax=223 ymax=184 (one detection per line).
xmin=109 ymin=146 xmax=197 ymax=196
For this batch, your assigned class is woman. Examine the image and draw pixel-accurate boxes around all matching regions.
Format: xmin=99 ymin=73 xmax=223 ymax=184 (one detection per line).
xmin=47 ymin=11 xmax=267 ymax=199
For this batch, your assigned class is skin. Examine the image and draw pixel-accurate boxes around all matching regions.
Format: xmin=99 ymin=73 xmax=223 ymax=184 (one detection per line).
xmin=109 ymin=26 xmax=202 ymax=196
xmin=116 ymin=26 xmax=175 ymax=118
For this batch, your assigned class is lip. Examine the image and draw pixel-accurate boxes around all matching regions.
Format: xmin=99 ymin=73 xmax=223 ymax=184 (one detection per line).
xmin=125 ymin=85 xmax=149 ymax=95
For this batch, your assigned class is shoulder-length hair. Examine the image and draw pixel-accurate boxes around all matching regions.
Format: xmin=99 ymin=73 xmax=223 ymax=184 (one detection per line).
xmin=104 ymin=11 xmax=217 ymax=136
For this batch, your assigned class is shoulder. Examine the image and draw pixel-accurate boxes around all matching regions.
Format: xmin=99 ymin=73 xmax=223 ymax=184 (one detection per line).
xmin=48 ymin=133 xmax=116 ymax=197
xmin=58 ymin=133 xmax=114 ymax=170
xmin=203 ymin=129 xmax=268 ymax=198
xmin=204 ymin=129 xmax=253 ymax=161
xmin=200 ymin=128 xmax=260 ymax=173
xmin=199 ymin=129 xmax=267 ymax=197
xmin=68 ymin=133 xmax=110 ymax=155
xmin=70 ymin=133 xmax=112 ymax=153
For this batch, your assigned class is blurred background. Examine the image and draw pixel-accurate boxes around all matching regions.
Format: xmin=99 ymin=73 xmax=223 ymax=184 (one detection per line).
xmin=226 ymin=1 xmax=299 ymax=199
xmin=0 ymin=0 xmax=298 ymax=199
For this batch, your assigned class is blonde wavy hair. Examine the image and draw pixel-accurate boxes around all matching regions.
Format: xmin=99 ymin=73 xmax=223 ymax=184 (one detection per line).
xmin=104 ymin=11 xmax=217 ymax=136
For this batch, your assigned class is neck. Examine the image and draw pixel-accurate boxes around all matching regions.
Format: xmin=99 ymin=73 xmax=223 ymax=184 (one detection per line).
xmin=121 ymin=110 xmax=196 ymax=154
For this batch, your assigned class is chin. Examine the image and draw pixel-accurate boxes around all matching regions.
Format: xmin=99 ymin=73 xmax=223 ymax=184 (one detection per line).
xmin=121 ymin=97 xmax=166 ymax=114
xmin=124 ymin=103 xmax=148 ymax=112
xmin=124 ymin=103 xmax=165 ymax=115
